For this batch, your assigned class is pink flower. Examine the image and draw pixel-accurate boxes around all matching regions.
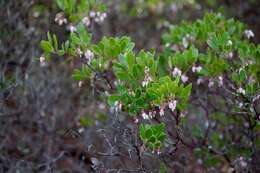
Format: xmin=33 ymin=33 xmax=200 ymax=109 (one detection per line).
xmin=168 ymin=100 xmax=177 ymax=112
xmin=172 ymin=67 xmax=182 ymax=77
xmin=84 ymin=50 xmax=94 ymax=63
xmin=181 ymin=75 xmax=188 ymax=83
xmin=82 ymin=17 xmax=90 ymax=27
xmin=159 ymin=107 xmax=165 ymax=116
xmin=141 ymin=111 xmax=149 ymax=120
xmin=244 ymin=29 xmax=254 ymax=39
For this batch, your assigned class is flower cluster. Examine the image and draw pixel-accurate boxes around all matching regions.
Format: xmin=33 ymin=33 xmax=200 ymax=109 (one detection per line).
xmin=141 ymin=111 xmax=156 ymax=120
xmin=159 ymin=105 xmax=165 ymax=116
xmin=192 ymin=66 xmax=202 ymax=73
xmin=237 ymin=87 xmax=246 ymax=95
xmin=142 ymin=66 xmax=152 ymax=87
xmin=54 ymin=12 xmax=67 ymax=26
xmin=168 ymin=99 xmax=177 ymax=112
xmin=76 ymin=48 xmax=83 ymax=57
xmin=82 ymin=16 xmax=91 ymax=27
xmin=244 ymin=29 xmax=254 ymax=39
xmin=172 ymin=67 xmax=182 ymax=77
xmin=84 ymin=50 xmax=94 ymax=64
xmin=182 ymin=34 xmax=194 ymax=49
xmin=172 ymin=67 xmax=188 ymax=83
xmin=90 ymin=11 xmax=107 ymax=24
xmin=181 ymin=74 xmax=189 ymax=83
xmin=67 ymin=24 xmax=77 ymax=33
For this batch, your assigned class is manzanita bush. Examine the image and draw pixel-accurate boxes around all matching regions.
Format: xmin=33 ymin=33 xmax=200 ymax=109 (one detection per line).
xmin=40 ymin=0 xmax=259 ymax=172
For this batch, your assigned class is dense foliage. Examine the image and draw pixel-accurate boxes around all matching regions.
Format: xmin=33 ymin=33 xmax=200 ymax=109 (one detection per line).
xmin=38 ymin=0 xmax=260 ymax=172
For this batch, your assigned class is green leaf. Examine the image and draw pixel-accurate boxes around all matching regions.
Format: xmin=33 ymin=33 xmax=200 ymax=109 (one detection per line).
xmin=56 ymin=0 xmax=65 ymax=10
xmin=108 ymin=95 xmax=120 ymax=106
xmin=40 ymin=40 xmax=53 ymax=53
xmin=126 ymin=52 xmax=135 ymax=68
xmin=80 ymin=116 xmax=94 ymax=127
xmin=116 ymin=72 xmax=128 ymax=80
xmin=72 ymin=69 xmax=83 ymax=81
xmin=145 ymin=128 xmax=153 ymax=139
xmin=140 ymin=124 xmax=146 ymax=140
xmin=239 ymin=68 xmax=247 ymax=81
xmin=149 ymin=135 xmax=156 ymax=143
xmin=53 ymin=34 xmax=58 ymax=51
xmin=159 ymin=163 xmax=168 ymax=173
xmin=207 ymin=34 xmax=218 ymax=50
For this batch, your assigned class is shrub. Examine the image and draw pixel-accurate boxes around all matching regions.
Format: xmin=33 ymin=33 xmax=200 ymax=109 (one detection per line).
xmin=40 ymin=0 xmax=259 ymax=172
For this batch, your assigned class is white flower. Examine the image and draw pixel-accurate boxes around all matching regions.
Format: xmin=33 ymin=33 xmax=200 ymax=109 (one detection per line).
xmin=142 ymin=77 xmax=151 ymax=87
xmin=238 ymin=157 xmax=247 ymax=168
xmin=156 ymin=148 xmax=161 ymax=155
xmin=237 ymin=87 xmax=246 ymax=95
xmin=208 ymin=80 xmax=214 ymax=88
xmin=180 ymin=111 xmax=187 ymax=118
xmin=76 ymin=48 xmax=83 ymax=56
xmin=159 ymin=106 xmax=165 ymax=116
xmin=244 ymin=29 xmax=254 ymax=39
xmin=78 ymin=127 xmax=84 ymax=134
xmin=192 ymin=66 xmax=202 ymax=73
xmin=181 ymin=75 xmax=188 ymax=83
xmin=148 ymin=112 xmax=153 ymax=119
xmin=100 ymin=13 xmax=107 ymax=21
xmin=197 ymin=77 xmax=204 ymax=85
xmin=165 ymin=43 xmax=170 ymax=47
xmin=142 ymin=67 xmax=152 ymax=87
xmin=67 ymin=24 xmax=77 ymax=33
xmin=78 ymin=81 xmax=83 ymax=88
xmin=168 ymin=100 xmax=177 ymax=112
xmin=39 ymin=55 xmax=47 ymax=67
xmin=182 ymin=37 xmax=188 ymax=48
xmin=238 ymin=102 xmax=243 ymax=108
xmin=82 ymin=16 xmax=90 ymax=27
xmin=228 ymin=52 xmax=233 ymax=59
xmin=84 ymin=50 xmax=94 ymax=63
xmin=40 ymin=56 xmax=45 ymax=63
xmin=172 ymin=67 xmax=182 ymax=77
xmin=54 ymin=12 xmax=67 ymax=26
xmin=141 ymin=111 xmax=149 ymax=120
xmin=98 ymin=103 xmax=106 ymax=110
xmin=192 ymin=66 xmax=196 ymax=73
xmin=93 ymin=12 xmax=107 ymax=23
xmin=227 ymin=40 xmax=233 ymax=46
xmin=218 ymin=76 xmax=223 ymax=86
xmin=89 ymin=11 xmax=96 ymax=18
xmin=96 ymin=12 xmax=101 ymax=17
xmin=134 ymin=118 xmax=139 ymax=124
